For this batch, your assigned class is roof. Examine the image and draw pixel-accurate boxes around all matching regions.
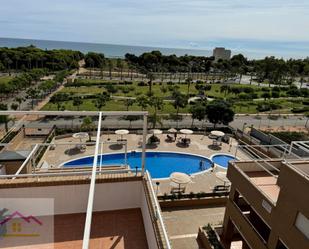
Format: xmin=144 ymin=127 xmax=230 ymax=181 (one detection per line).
xmin=0 ymin=150 xmax=30 ymax=161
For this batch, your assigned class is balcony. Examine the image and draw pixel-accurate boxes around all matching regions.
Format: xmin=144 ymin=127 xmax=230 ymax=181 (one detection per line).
xmin=0 ymin=170 xmax=171 ymax=249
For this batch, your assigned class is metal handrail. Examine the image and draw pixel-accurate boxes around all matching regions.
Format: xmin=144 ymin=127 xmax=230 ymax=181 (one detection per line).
xmin=0 ymin=168 xmax=141 ymax=179
xmin=145 ymin=171 xmax=172 ymax=249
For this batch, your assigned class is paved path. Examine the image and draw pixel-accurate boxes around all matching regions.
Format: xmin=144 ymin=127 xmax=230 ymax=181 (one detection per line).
xmin=162 ymin=206 xmax=225 ymax=249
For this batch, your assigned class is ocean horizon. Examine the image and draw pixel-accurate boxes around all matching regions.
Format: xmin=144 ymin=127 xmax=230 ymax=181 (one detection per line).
xmin=0 ymin=37 xmax=211 ymax=58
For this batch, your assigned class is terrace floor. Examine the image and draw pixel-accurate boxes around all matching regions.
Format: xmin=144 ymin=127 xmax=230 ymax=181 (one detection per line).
xmin=37 ymin=133 xmax=250 ymax=193
xmin=245 ymin=171 xmax=280 ymax=203
xmin=162 ymin=205 xmax=226 ymax=249
xmin=2 ymin=209 xmax=148 ymax=249
xmin=42 ymin=134 xmax=249 ymax=167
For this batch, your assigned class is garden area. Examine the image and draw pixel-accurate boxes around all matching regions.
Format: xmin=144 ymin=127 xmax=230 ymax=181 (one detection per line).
xmin=42 ymin=78 xmax=309 ymax=115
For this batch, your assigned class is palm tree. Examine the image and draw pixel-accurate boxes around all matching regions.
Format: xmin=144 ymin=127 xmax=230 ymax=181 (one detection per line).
xmin=186 ymin=77 xmax=192 ymax=96
xmin=116 ymin=59 xmax=124 ymax=80
xmin=172 ymin=91 xmax=187 ymax=127
xmin=81 ymin=117 xmax=95 ymax=141
xmin=148 ymin=96 xmax=163 ymax=128
xmin=146 ymin=72 xmax=154 ymax=95
xmin=107 ymin=59 xmax=113 ymax=79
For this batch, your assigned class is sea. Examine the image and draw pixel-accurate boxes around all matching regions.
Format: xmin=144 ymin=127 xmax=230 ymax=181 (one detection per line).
xmin=0 ymin=37 xmax=211 ymax=58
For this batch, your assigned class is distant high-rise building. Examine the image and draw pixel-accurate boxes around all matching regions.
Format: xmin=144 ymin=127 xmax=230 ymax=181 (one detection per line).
xmin=213 ymin=47 xmax=231 ymax=61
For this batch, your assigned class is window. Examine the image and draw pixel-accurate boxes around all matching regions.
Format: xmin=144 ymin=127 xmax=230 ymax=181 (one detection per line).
xmin=295 ymin=212 xmax=309 ymax=239
xmin=276 ymin=239 xmax=288 ymax=249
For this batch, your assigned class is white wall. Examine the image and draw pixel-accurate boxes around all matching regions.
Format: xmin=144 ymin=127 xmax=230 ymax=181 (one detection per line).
xmin=141 ymin=186 xmax=159 ymax=249
xmin=0 ymin=181 xmax=142 ymax=215
xmin=0 ymin=180 xmax=160 ymax=249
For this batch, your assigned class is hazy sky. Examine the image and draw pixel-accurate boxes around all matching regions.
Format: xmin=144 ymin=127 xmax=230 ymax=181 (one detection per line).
xmin=1 ymin=0 xmax=309 ymax=58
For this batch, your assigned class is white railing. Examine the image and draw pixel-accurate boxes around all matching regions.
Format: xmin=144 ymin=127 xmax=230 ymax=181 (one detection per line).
xmin=13 ymin=144 xmax=39 ymax=178
xmin=82 ymin=112 xmax=102 ymax=249
xmin=145 ymin=171 xmax=172 ymax=249
xmin=0 ymin=168 xmax=142 ymax=179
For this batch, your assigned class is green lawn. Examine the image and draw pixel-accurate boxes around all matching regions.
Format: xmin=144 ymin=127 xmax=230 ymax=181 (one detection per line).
xmin=42 ymin=98 xmax=188 ymax=114
xmin=0 ymin=76 xmax=13 ymax=84
xmin=67 ymin=80 xmax=272 ymax=99
xmin=42 ymin=80 xmax=303 ymax=114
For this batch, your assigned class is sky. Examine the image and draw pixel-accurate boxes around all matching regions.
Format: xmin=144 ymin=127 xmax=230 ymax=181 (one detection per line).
xmin=0 ymin=0 xmax=309 ymax=59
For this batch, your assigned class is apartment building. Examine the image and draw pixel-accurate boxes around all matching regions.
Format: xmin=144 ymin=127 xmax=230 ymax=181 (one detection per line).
xmin=213 ymin=47 xmax=231 ymax=61
xmin=220 ymin=159 xmax=309 ymax=249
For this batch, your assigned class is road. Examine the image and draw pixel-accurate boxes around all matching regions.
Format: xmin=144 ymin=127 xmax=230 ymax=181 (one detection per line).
xmin=2 ymin=114 xmax=307 ymax=134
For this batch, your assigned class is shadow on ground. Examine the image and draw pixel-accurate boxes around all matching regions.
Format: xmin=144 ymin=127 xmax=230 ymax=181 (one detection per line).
xmin=208 ymin=144 xmax=221 ymax=151
xmin=109 ymin=144 xmax=124 ymax=150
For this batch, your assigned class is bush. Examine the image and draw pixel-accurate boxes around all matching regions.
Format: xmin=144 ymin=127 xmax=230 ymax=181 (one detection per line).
xmin=291 ymin=107 xmax=309 ymax=113
xmin=204 ymin=224 xmax=224 ymax=249
xmin=137 ymin=81 xmax=147 ymax=86
xmin=271 ymin=91 xmax=280 ymax=98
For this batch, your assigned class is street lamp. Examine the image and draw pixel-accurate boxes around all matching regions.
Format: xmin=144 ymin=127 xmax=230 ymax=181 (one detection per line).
xmin=242 ymin=122 xmax=247 ymax=133
xmin=155 ymin=181 xmax=160 ymax=196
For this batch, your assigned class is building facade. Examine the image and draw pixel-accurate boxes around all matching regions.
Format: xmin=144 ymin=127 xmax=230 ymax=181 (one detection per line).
xmin=220 ymin=160 xmax=309 ymax=249
xmin=213 ymin=47 xmax=231 ymax=61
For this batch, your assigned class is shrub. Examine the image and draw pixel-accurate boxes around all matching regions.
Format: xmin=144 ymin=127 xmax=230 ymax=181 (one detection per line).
xmin=137 ymin=81 xmax=147 ymax=86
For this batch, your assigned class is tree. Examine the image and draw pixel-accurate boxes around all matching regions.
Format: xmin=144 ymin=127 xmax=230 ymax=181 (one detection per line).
xmin=116 ymin=59 xmax=124 ymax=80
xmin=50 ymin=92 xmax=69 ymax=110
xmin=11 ymin=103 xmax=19 ymax=110
xmin=107 ymin=59 xmax=113 ymax=79
xmin=26 ymin=87 xmax=40 ymax=109
xmin=261 ymin=92 xmax=271 ymax=100
xmin=146 ymin=72 xmax=154 ymax=95
xmin=148 ymin=96 xmax=163 ymax=128
xmin=105 ymin=84 xmax=118 ymax=95
xmin=0 ymin=103 xmax=9 ymax=132
xmin=189 ymin=103 xmax=206 ymax=127
xmin=81 ymin=117 xmax=95 ymax=141
xmin=185 ymin=77 xmax=193 ymax=96
xmin=125 ymin=99 xmax=135 ymax=111
xmin=92 ymin=92 xmax=110 ymax=110
xmin=72 ymin=96 xmax=83 ymax=111
xmin=205 ymin=100 xmax=235 ymax=128
xmin=172 ymin=91 xmax=187 ymax=127
xmin=14 ymin=97 xmax=24 ymax=110
xmin=136 ymin=95 xmax=149 ymax=111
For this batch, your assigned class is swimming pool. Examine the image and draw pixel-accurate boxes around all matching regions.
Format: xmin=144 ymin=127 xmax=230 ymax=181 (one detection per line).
xmin=211 ymin=154 xmax=237 ymax=168
xmin=63 ymin=151 xmax=212 ymax=178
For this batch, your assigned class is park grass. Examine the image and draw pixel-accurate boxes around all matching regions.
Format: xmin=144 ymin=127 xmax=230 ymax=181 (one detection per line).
xmin=44 ymin=79 xmax=300 ymax=114
xmin=42 ymin=98 xmax=187 ymax=114
xmin=61 ymin=86 xmax=104 ymax=94
xmin=65 ymin=80 xmax=272 ymax=99
xmin=0 ymin=76 xmax=13 ymax=84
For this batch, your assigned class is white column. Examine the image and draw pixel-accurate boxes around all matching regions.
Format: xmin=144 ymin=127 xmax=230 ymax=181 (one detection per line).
xmin=141 ymin=114 xmax=148 ymax=175
xmin=82 ymin=112 xmax=102 ymax=249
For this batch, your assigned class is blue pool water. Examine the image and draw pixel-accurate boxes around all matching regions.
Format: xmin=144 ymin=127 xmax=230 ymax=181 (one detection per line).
xmin=212 ymin=154 xmax=236 ymax=168
xmin=63 ymin=152 xmax=212 ymax=178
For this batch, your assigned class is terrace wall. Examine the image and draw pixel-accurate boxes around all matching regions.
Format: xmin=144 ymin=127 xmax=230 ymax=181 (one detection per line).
xmin=0 ymin=178 xmax=160 ymax=249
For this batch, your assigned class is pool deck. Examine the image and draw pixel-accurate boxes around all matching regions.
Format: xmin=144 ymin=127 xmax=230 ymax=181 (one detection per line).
xmin=38 ymin=133 xmax=250 ymax=194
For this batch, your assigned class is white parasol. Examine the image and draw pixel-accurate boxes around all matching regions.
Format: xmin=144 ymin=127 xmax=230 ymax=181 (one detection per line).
xmin=170 ymin=172 xmax=192 ymax=184
xmin=211 ymin=130 xmax=225 ymax=137
xmin=72 ymin=132 xmax=88 ymax=142
xmin=168 ymin=128 xmax=178 ymax=133
xmin=115 ymin=129 xmax=129 ymax=140
xmin=150 ymin=129 xmax=163 ymax=135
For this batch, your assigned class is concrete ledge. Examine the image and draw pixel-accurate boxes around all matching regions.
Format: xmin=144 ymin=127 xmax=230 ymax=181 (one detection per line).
xmin=198 ymin=227 xmax=213 ymax=249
